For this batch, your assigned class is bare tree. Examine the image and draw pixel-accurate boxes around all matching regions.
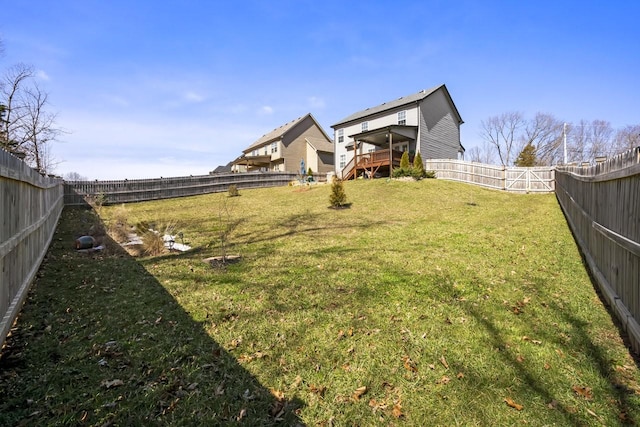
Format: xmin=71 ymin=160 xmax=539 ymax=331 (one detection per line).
xmin=64 ymin=171 xmax=88 ymax=181
xmin=479 ymin=111 xmax=525 ymax=166
xmin=19 ymin=83 xmax=63 ymax=173
xmin=467 ymin=142 xmax=496 ymax=164
xmin=0 ymin=63 xmax=34 ymax=152
xmin=0 ymin=63 xmax=62 ymax=172
xmin=614 ymin=124 xmax=640 ymax=154
xmin=588 ymin=119 xmax=614 ymax=158
xmin=522 ymin=112 xmax=564 ymax=166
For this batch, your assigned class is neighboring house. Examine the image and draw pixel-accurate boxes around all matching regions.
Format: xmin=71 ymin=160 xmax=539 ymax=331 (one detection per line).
xmin=233 ymin=113 xmax=334 ymax=174
xmin=209 ymin=162 xmax=233 ymax=174
xmin=332 ymin=84 xmax=464 ymax=179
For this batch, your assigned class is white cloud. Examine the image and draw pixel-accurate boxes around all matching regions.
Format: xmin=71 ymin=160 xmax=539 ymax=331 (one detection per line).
xmin=308 ymin=96 xmax=325 ymax=109
xmin=259 ymin=105 xmax=274 ymax=115
xmin=183 ymin=91 xmax=205 ymax=103
xmin=36 ymin=69 xmax=50 ymax=81
xmin=55 ymin=110 xmax=266 ymax=180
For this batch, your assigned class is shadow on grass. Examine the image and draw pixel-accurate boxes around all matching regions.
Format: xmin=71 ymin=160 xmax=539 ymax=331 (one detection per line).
xmin=0 ymin=207 xmax=304 ymax=426
xmin=432 ymin=270 xmax=639 ymax=426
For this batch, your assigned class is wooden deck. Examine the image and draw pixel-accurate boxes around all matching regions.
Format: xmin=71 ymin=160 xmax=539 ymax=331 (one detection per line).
xmin=342 ymin=149 xmax=409 ymax=180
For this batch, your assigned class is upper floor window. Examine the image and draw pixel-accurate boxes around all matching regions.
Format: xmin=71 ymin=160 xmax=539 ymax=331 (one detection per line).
xmin=271 ymin=142 xmax=278 ymax=153
xmin=252 ymin=150 xmax=258 ymax=156
xmin=264 ymin=146 xmax=268 ymax=155
xmin=339 ymin=154 xmax=346 ymax=169
xmin=398 ymin=110 xmax=406 ymax=125
xmin=361 ymin=121 xmax=368 ymax=132
xmin=337 ymin=129 xmax=344 ymax=143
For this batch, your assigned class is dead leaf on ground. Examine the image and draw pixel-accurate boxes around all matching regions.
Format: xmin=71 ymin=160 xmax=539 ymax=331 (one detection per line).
xmin=456 ymin=372 xmax=465 ymax=379
xmin=290 ymin=375 xmax=302 ymax=389
xmin=440 ymin=355 xmax=449 ymax=369
xmin=368 ymin=399 xmax=388 ymax=411
xmin=101 ymin=379 xmax=124 ymax=388
xmin=352 ymin=386 xmax=367 ymax=401
xmin=504 ymin=397 xmax=524 ymax=410
xmin=547 ymin=399 xmax=558 ymax=409
xmin=522 ymin=336 xmax=542 ymax=345
xmin=392 ymin=401 xmax=403 ymax=418
xmin=270 ymin=388 xmax=285 ymax=401
xmin=309 ymin=384 xmax=326 ymax=397
xmin=572 ymin=385 xmax=593 ymax=400
xmin=215 ymin=383 xmax=225 ymax=396
xmin=436 ymin=376 xmax=450 ymax=385
xmin=516 ymin=354 xmax=525 ymax=363
xmin=402 ymin=355 xmax=418 ymax=372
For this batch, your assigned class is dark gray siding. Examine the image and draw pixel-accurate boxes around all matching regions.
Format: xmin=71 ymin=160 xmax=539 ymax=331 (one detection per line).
xmin=418 ymin=89 xmax=460 ymax=159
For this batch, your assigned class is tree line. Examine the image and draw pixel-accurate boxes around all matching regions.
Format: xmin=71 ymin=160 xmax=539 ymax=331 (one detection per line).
xmin=0 ymin=37 xmax=63 ymax=174
xmin=468 ymin=112 xmax=640 ymax=167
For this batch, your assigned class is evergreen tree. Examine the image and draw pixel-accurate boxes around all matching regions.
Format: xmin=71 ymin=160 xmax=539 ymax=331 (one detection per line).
xmin=412 ymin=152 xmax=425 ymax=178
xmin=514 ymin=143 xmax=537 ymax=167
xmin=329 ymin=176 xmax=347 ymax=207
xmin=399 ymin=151 xmax=410 ymax=170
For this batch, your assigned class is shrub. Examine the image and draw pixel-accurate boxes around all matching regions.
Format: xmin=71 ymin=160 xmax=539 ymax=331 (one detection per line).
xmin=413 ymin=152 xmax=426 ymax=178
xmin=138 ymin=221 xmax=178 ymax=256
xmin=399 ymin=151 xmax=410 ymax=170
xmin=425 ymin=170 xmax=436 ymax=179
xmin=392 ymin=166 xmax=411 ymax=178
xmin=228 ymin=184 xmax=239 ymax=197
xmin=141 ymin=230 xmax=166 ymax=256
xmin=329 ymin=176 xmax=347 ymax=208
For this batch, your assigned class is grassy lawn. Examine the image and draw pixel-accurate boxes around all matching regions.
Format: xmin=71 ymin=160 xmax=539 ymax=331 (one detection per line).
xmin=1 ymin=178 xmax=639 ymax=426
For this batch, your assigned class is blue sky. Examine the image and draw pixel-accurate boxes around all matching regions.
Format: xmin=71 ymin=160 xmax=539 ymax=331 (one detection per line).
xmin=2 ymin=1 xmax=638 ymax=179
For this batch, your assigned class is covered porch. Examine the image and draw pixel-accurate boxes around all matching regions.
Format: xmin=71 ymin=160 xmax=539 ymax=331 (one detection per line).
xmin=232 ymin=154 xmax=272 ymax=172
xmin=341 ymin=125 xmax=417 ymax=180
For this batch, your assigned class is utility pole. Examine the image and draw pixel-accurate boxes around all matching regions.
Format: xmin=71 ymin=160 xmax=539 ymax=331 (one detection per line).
xmin=563 ymin=123 xmax=567 ymax=164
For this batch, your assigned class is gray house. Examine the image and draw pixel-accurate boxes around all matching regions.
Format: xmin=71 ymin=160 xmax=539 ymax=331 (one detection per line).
xmin=233 ymin=113 xmax=334 ymax=175
xmin=331 ymin=84 xmax=464 ymax=179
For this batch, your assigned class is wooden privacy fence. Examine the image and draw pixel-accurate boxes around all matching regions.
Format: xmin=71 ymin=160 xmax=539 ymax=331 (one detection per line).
xmin=64 ymin=171 xmax=315 ymax=205
xmin=425 ymin=159 xmax=555 ymax=193
xmin=0 ymin=149 xmax=64 ymax=347
xmin=555 ymin=147 xmax=640 ymax=352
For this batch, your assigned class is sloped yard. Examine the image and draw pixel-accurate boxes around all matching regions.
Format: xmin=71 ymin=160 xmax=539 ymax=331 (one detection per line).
xmin=1 ymin=179 xmax=639 ymax=425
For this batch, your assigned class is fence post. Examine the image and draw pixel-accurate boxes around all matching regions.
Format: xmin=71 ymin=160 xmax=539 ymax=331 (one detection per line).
xmin=502 ymin=166 xmax=506 ymax=190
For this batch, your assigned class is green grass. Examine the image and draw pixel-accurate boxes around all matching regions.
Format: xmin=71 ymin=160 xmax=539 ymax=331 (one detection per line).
xmin=1 ymin=179 xmax=639 ymax=426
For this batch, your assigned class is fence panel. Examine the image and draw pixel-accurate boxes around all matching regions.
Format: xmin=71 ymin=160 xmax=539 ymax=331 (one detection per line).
xmin=64 ymin=171 xmax=313 ymax=205
xmin=424 ymin=159 xmax=555 ymax=193
xmin=555 ymin=147 xmax=640 ymax=352
xmin=0 ymin=149 xmax=64 ymax=346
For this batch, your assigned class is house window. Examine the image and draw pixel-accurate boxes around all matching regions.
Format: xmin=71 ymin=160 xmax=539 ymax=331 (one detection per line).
xmin=337 ymin=129 xmax=344 ymax=143
xmin=339 ymin=154 xmax=346 ymax=169
xmin=398 ymin=110 xmax=406 ymax=125
xmin=362 ymin=121 xmax=368 ymax=132
xmin=252 ymin=150 xmax=257 ymax=156
xmin=271 ymin=142 xmax=277 ymax=153
xmin=367 ymin=148 xmax=375 ymax=153
xmin=264 ymin=146 xmax=268 ymax=155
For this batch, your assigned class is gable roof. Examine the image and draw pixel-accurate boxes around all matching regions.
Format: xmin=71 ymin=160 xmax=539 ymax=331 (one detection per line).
xmin=243 ymin=113 xmax=332 ymax=153
xmin=305 ymin=136 xmax=334 ymax=153
xmin=331 ymin=84 xmax=463 ymax=128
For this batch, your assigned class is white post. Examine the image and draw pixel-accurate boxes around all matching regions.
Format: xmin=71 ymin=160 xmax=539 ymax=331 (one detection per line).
xmin=563 ymin=123 xmax=567 ymax=165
